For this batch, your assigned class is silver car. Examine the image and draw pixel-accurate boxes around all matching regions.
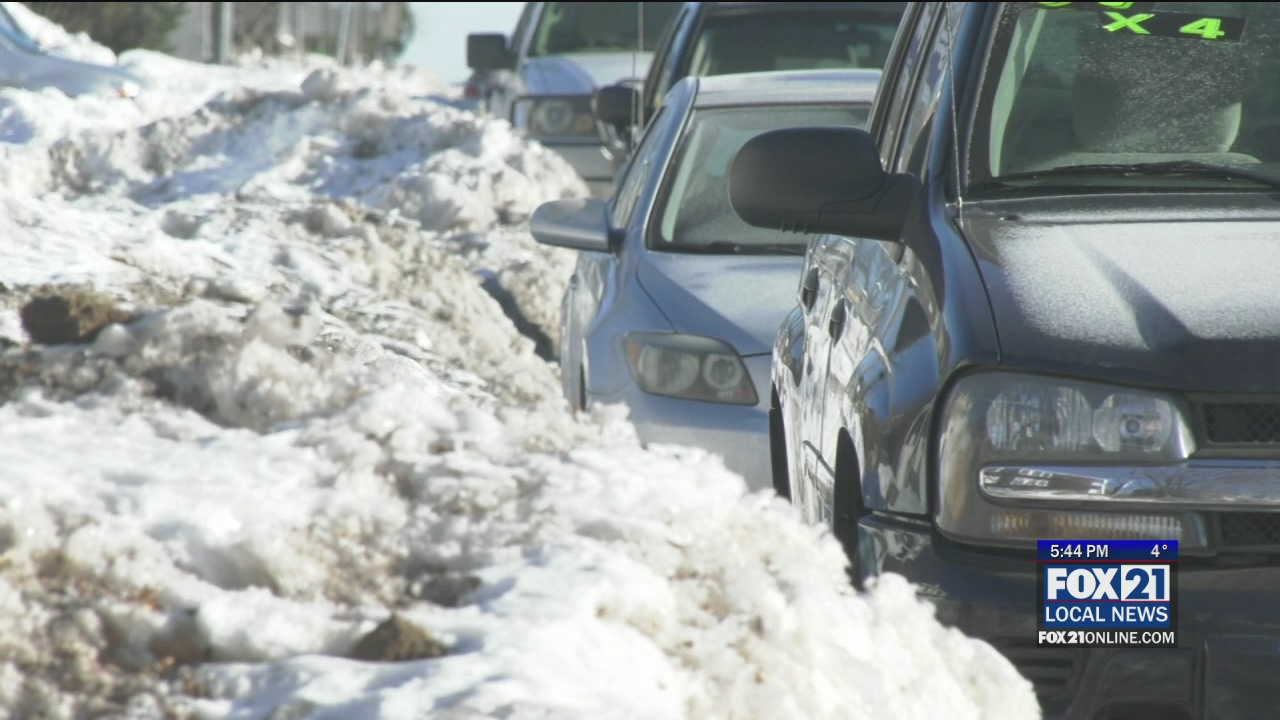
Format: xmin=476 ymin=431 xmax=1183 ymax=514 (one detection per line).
xmin=0 ymin=3 xmax=143 ymax=99
xmin=530 ymin=68 xmax=879 ymax=491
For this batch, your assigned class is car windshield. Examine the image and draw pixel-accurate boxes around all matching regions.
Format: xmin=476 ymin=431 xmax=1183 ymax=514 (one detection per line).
xmin=529 ymin=2 xmax=680 ymax=56
xmin=653 ymin=103 xmax=871 ymax=254
xmin=0 ymin=4 xmax=43 ymax=53
xmin=689 ymin=7 xmax=904 ymax=76
xmin=977 ymin=2 xmax=1280 ymax=192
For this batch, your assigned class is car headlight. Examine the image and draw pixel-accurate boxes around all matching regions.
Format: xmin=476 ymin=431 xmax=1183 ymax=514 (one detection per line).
xmin=624 ymin=333 xmax=758 ymax=405
xmin=512 ymin=96 xmax=596 ymax=138
xmin=936 ymin=371 xmax=1208 ymax=549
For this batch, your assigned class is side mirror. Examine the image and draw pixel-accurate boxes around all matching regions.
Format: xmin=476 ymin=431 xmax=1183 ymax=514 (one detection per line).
xmin=728 ymin=127 xmax=917 ymax=242
xmin=593 ymin=84 xmax=642 ymax=128
xmin=530 ymin=198 xmax=615 ymax=253
xmin=467 ymin=33 xmax=515 ymax=72
xmin=593 ymin=84 xmax=643 ymax=168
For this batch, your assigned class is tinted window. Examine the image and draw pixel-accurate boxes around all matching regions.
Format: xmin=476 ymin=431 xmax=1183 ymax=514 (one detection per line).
xmin=872 ymin=3 xmax=937 ymax=168
xmin=895 ymin=15 xmax=949 ymax=175
xmin=653 ymin=104 xmax=872 ymax=253
xmin=529 ymin=2 xmax=681 ymax=56
xmin=980 ymin=3 xmax=1277 ymax=187
xmin=689 ymin=9 xmax=903 ymax=76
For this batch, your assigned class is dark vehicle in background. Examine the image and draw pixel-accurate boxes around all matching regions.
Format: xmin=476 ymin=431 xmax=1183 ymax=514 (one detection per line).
xmin=465 ymin=2 xmax=681 ymax=196
xmin=0 ymin=2 xmax=143 ymax=99
xmin=592 ymin=1 xmax=905 ymax=159
xmin=730 ymin=2 xmax=1280 ymax=718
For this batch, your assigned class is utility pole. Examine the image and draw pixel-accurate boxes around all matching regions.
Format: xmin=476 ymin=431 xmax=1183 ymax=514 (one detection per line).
xmin=276 ymin=2 xmax=293 ymax=50
xmin=336 ymin=2 xmax=354 ymax=66
xmin=293 ymin=3 xmax=306 ymax=57
xmin=212 ymin=2 xmax=235 ymax=64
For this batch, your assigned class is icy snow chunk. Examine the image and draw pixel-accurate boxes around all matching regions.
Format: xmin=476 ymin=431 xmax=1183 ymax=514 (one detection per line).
xmin=300 ymin=68 xmax=348 ymax=103
xmin=196 ymin=589 xmax=360 ymax=662
xmin=89 ymin=322 xmax=134 ymax=358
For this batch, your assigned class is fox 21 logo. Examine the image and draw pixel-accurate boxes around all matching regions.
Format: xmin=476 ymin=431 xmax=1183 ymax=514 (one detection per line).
xmin=1046 ymin=565 xmax=1171 ymax=602
xmin=1038 ymin=561 xmax=1178 ymax=648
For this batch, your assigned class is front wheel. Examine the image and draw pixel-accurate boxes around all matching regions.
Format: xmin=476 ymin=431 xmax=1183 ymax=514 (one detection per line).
xmin=767 ymin=391 xmax=792 ymax=502
xmin=833 ymin=434 xmax=867 ymax=591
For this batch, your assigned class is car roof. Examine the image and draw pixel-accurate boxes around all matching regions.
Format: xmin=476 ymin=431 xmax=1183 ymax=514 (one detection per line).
xmin=690 ymin=69 xmax=881 ymax=109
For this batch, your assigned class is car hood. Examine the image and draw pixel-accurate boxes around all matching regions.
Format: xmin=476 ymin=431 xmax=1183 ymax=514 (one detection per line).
xmin=634 ymin=250 xmax=805 ymax=357
xmin=960 ymin=203 xmax=1280 ymax=392
xmin=523 ymin=52 xmax=653 ymax=95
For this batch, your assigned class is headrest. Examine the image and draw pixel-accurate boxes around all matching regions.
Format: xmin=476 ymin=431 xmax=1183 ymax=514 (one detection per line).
xmin=1071 ymin=35 xmax=1247 ymax=154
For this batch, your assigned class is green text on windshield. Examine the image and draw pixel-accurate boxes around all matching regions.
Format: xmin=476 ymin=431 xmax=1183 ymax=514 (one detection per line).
xmin=976 ymin=2 xmax=1278 ymax=193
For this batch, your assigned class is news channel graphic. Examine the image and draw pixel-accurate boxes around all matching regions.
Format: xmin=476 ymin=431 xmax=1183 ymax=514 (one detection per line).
xmin=1036 ymin=540 xmax=1178 ymax=648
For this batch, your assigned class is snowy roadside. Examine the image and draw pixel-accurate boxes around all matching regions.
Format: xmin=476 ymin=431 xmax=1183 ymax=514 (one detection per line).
xmin=0 ymin=7 xmax=1042 ymax=720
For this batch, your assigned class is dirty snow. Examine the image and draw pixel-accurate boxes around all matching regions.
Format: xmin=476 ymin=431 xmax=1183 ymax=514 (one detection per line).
xmin=0 ymin=8 xmax=1041 ymax=720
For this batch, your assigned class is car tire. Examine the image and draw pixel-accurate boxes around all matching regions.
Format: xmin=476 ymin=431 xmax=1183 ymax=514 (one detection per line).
xmin=833 ymin=431 xmax=866 ymax=591
xmin=768 ymin=389 xmax=792 ymax=502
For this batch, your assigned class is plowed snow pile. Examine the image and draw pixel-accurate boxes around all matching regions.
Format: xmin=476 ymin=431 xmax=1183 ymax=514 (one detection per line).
xmin=0 ymin=5 xmax=1041 ymax=720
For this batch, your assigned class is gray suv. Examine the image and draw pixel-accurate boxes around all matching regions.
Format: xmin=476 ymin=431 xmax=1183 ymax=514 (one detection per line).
xmin=466 ymin=2 xmax=680 ymax=197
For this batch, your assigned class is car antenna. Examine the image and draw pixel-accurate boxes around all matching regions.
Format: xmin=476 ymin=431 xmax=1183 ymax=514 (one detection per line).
xmin=944 ymin=2 xmax=964 ymax=220
xmin=631 ymin=2 xmax=643 ymax=150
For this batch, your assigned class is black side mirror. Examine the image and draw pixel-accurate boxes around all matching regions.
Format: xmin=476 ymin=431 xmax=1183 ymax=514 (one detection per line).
xmin=593 ymin=84 xmax=642 ymax=128
xmin=729 ymin=127 xmax=917 ymax=242
xmin=593 ymin=84 xmax=643 ymax=167
xmin=467 ymin=33 xmax=515 ymax=72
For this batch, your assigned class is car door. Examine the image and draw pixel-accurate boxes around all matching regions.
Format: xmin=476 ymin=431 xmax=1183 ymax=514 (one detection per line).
xmin=563 ymin=104 xmax=675 ymax=409
xmin=792 ymin=232 xmax=846 ymax=524
xmin=805 ymin=2 xmax=940 ymax=528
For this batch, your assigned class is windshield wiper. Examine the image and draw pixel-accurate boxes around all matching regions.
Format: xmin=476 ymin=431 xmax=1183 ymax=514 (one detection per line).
xmin=704 ymin=241 xmax=806 ymax=256
xmin=660 ymin=241 xmax=807 ymax=256
xmin=984 ymin=160 xmax=1280 ymax=191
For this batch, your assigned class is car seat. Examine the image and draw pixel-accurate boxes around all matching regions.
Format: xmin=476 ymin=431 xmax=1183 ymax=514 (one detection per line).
xmin=1046 ymin=30 xmax=1257 ymax=168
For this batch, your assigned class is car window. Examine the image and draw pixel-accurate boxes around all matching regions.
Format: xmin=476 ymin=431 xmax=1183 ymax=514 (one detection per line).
xmin=979 ymin=2 xmax=1275 ymax=188
xmin=511 ymin=3 xmax=538 ymax=54
xmin=873 ymin=3 xmax=939 ymax=170
xmin=652 ymin=103 xmax=872 ymax=254
xmin=612 ymin=107 xmax=669 ymax=229
xmin=688 ymin=7 xmax=904 ymax=77
xmin=645 ymin=11 xmax=696 ymax=116
xmin=648 ymin=7 xmax=686 ymax=91
xmin=528 ymin=2 xmax=681 ymax=57
xmin=894 ymin=14 xmax=949 ymax=176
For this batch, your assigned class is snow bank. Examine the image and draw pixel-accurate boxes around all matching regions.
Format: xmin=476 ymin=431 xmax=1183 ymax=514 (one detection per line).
xmin=0 ymin=7 xmax=1042 ymax=720
xmin=1 ymin=1 xmax=117 ymax=65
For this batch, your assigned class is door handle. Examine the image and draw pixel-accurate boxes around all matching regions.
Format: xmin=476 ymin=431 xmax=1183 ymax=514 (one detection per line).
xmin=569 ymin=274 xmax=580 ymax=288
xmin=801 ymin=269 xmax=820 ymax=310
xmin=828 ymin=300 xmax=847 ymax=339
